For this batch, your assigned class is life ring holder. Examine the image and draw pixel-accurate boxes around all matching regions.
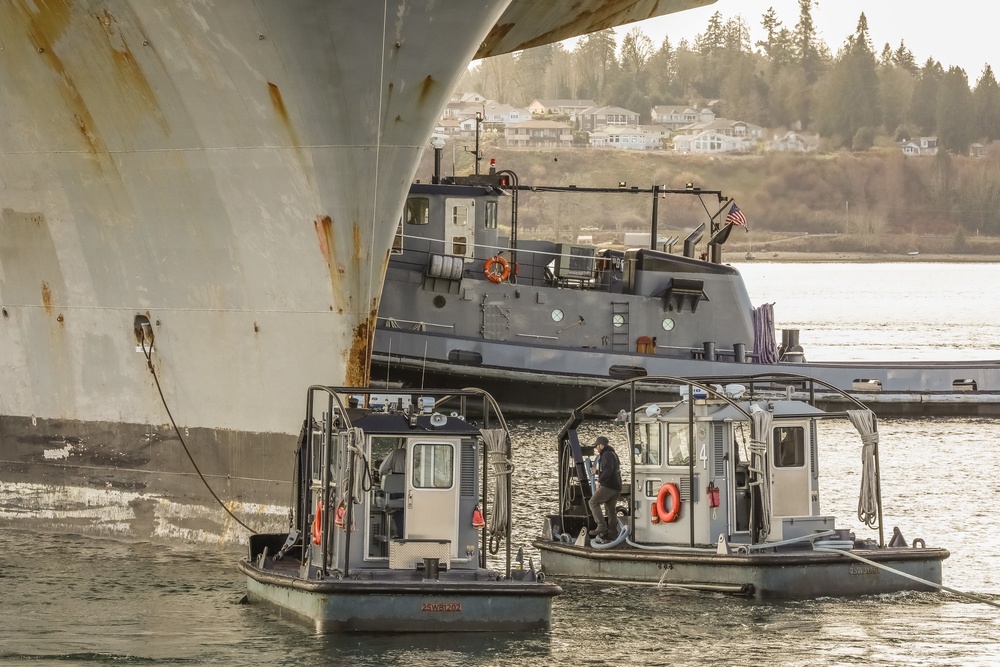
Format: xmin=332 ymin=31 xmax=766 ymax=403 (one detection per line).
xmin=484 ymin=255 xmax=511 ymax=283
xmin=656 ymin=482 xmax=681 ymax=523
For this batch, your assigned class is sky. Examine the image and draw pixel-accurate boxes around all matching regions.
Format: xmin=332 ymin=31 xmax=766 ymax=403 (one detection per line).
xmin=624 ymin=0 xmax=997 ymax=80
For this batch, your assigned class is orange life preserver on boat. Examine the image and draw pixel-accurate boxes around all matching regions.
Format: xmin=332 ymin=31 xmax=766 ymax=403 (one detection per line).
xmin=656 ymin=482 xmax=681 ymax=523
xmin=311 ymin=503 xmax=322 ymax=545
xmin=484 ymin=255 xmax=510 ymax=283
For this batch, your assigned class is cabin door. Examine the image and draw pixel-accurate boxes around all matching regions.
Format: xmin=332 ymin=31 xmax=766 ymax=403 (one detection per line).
xmin=404 ymin=439 xmax=460 ymax=545
xmin=769 ymin=423 xmax=812 ymax=516
xmin=444 ymin=198 xmax=475 ymax=261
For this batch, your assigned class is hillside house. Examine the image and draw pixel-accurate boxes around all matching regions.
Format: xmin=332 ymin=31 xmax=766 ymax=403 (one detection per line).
xmin=650 ymin=105 xmax=715 ymax=129
xmin=590 ymin=125 xmax=669 ymax=150
xmin=673 ymin=130 xmax=752 ymax=154
xmin=527 ymin=98 xmax=597 ymax=117
xmin=504 ymin=120 xmax=574 ymax=148
xmin=577 ymin=105 xmax=640 ymax=132
xmin=902 ymin=137 xmax=938 ymax=156
xmin=769 ymin=131 xmax=820 ymax=152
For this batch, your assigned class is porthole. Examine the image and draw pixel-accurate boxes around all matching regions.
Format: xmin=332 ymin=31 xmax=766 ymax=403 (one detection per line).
xmin=662 ymin=318 xmax=675 ymax=331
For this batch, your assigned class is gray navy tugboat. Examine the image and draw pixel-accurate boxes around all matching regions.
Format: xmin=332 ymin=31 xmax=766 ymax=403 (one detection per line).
xmin=532 ymin=372 xmax=949 ymax=599
xmin=239 ymin=386 xmax=560 ymax=632
xmin=372 ymin=154 xmax=1000 ymax=419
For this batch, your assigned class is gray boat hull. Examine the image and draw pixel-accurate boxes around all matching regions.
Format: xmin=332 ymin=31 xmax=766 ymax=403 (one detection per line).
xmin=534 ymin=541 xmax=948 ymax=599
xmin=240 ymin=560 xmax=560 ymax=632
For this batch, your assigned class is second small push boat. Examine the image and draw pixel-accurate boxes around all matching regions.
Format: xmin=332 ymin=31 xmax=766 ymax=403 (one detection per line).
xmin=534 ymin=373 xmax=949 ymax=598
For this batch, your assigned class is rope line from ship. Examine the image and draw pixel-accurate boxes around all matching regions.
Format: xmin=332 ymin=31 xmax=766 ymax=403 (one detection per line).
xmin=139 ymin=335 xmax=257 ymax=534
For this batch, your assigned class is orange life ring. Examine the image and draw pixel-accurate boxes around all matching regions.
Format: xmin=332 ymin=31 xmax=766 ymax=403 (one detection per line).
xmin=311 ymin=503 xmax=322 ymax=545
xmin=656 ymin=482 xmax=681 ymax=523
xmin=484 ymin=255 xmax=510 ymax=283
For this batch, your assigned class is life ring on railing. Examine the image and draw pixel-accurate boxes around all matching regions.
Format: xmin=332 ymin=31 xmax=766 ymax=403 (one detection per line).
xmin=311 ymin=504 xmax=322 ymax=545
xmin=484 ymin=255 xmax=510 ymax=283
xmin=656 ymin=482 xmax=681 ymax=523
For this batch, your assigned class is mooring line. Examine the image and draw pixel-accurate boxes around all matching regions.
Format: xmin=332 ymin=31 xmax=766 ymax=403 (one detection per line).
xmin=813 ymin=547 xmax=1000 ymax=609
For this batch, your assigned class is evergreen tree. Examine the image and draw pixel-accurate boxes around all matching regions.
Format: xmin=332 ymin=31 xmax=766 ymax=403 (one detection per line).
xmin=910 ymin=58 xmax=943 ymax=135
xmin=574 ymin=29 xmax=618 ymax=102
xmin=892 ymin=41 xmax=918 ymax=74
xmin=647 ymin=36 xmax=676 ymax=102
xmin=936 ymin=66 xmax=974 ymax=154
xmin=793 ymin=0 xmax=823 ymax=83
xmin=516 ymin=45 xmax=554 ymax=107
xmin=815 ymin=14 xmax=880 ymax=148
xmin=972 ymin=65 xmax=1000 ymax=141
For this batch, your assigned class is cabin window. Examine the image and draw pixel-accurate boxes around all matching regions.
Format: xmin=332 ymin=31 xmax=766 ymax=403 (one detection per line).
xmin=452 ymin=236 xmax=468 ymax=255
xmin=451 ymin=204 xmax=469 ymax=226
xmin=773 ymin=426 xmax=805 ymax=467
xmin=412 ymin=443 xmax=454 ymax=488
xmin=405 ymin=197 xmax=429 ymax=225
xmin=372 ymin=437 xmax=404 ymax=474
xmin=633 ymin=422 xmax=661 ymax=466
xmin=485 ymin=201 xmax=498 ymax=229
xmin=666 ymin=422 xmax=691 ymax=466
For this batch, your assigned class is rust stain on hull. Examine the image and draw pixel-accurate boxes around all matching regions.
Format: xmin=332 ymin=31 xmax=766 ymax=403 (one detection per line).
xmin=313 ymin=214 xmax=377 ymax=383
xmin=346 ymin=310 xmax=377 ymax=386
xmin=41 ymin=281 xmax=52 ymax=313
xmin=268 ymin=82 xmax=311 ymax=187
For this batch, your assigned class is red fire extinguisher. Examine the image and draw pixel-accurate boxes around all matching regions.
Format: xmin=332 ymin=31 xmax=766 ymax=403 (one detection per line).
xmin=707 ymin=481 xmax=720 ymax=509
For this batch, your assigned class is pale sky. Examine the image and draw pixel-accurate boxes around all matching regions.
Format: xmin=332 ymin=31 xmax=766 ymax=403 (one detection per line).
xmin=628 ymin=1 xmax=997 ymax=81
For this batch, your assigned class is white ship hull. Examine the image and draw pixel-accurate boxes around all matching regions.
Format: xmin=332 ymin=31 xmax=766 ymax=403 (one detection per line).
xmin=0 ymin=0 xmax=713 ymax=543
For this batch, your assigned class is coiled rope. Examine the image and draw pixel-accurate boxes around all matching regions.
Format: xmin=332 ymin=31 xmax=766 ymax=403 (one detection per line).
xmin=481 ymin=427 xmax=512 ymax=555
xmin=847 ymin=409 xmax=880 ymax=528
xmin=748 ymin=408 xmax=773 ymax=540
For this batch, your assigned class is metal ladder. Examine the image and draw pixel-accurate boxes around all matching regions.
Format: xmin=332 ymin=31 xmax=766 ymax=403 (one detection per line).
xmin=611 ymin=302 xmax=629 ymax=351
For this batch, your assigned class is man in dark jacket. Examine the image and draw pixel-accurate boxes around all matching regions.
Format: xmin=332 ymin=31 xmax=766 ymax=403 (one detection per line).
xmin=588 ymin=436 xmax=622 ymax=539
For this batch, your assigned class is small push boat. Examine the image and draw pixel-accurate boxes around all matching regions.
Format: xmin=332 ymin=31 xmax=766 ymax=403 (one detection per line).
xmin=239 ymin=386 xmax=560 ymax=632
xmin=534 ymin=373 xmax=949 ymax=599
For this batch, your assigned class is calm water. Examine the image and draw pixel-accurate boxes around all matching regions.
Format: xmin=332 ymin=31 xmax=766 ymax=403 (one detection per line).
xmin=3 ymin=263 xmax=1000 ymax=666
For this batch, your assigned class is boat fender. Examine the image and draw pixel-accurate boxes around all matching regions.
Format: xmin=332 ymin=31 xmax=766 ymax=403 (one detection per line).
xmin=311 ymin=504 xmax=322 ymax=545
xmin=484 ymin=255 xmax=510 ymax=283
xmin=656 ymin=482 xmax=681 ymax=523
xmin=472 ymin=505 xmax=486 ymax=528
xmin=650 ymin=501 xmax=661 ymax=524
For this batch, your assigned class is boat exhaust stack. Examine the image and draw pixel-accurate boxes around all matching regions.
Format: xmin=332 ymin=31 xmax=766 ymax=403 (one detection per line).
xmin=684 ymin=224 xmax=705 ymax=258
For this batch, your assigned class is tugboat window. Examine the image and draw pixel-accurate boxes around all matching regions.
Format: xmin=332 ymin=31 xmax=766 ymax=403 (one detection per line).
xmin=452 ymin=204 xmax=469 ymax=226
xmin=666 ymin=422 xmax=691 ymax=466
xmin=633 ymin=422 xmax=661 ymax=466
xmin=405 ymin=197 xmax=429 ymax=225
xmin=412 ymin=443 xmax=454 ymax=488
xmin=485 ymin=200 xmax=498 ymax=229
xmin=635 ymin=422 xmax=662 ymax=466
xmin=773 ymin=426 xmax=805 ymax=467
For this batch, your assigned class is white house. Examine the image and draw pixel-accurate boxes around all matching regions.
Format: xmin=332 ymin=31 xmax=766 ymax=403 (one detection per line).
xmin=589 ymin=125 xmax=668 ymax=150
xmin=673 ymin=130 xmax=753 ymax=154
xmin=902 ymin=137 xmax=938 ymax=156
xmin=650 ymin=105 xmax=715 ymax=129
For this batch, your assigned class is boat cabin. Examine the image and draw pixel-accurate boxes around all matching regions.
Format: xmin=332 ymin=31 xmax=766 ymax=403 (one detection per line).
xmin=552 ymin=381 xmax=862 ymax=549
xmin=258 ymin=387 xmax=513 ymax=580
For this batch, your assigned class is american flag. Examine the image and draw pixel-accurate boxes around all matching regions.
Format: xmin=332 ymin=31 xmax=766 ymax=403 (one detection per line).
xmin=725 ymin=203 xmax=748 ymax=228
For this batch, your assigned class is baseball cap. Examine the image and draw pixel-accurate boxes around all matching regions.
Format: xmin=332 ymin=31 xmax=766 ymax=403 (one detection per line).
xmin=592 ymin=436 xmax=609 ymax=447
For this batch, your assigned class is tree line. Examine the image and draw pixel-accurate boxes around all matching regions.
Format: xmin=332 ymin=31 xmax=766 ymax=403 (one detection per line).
xmin=463 ymin=0 xmax=1000 ymax=154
